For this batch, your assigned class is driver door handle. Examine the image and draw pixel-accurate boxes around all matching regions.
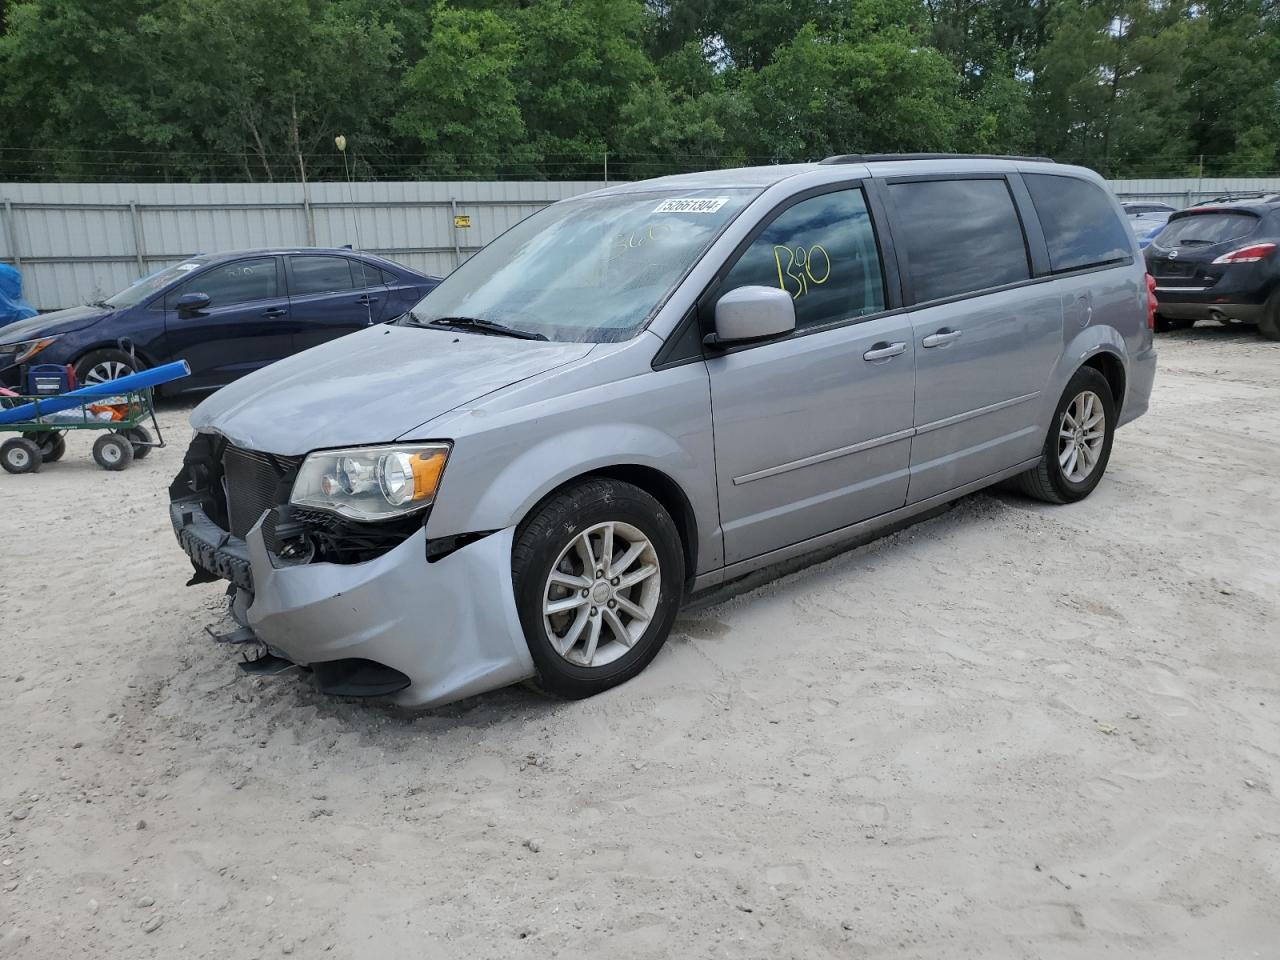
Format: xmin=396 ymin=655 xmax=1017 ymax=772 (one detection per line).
xmin=922 ymin=328 xmax=963 ymax=348
xmin=262 ymin=307 xmax=287 ymax=318
xmin=862 ymin=341 xmax=907 ymax=361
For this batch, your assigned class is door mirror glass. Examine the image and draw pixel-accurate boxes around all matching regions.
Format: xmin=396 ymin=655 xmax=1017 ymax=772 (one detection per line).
xmin=713 ymin=285 xmax=795 ymax=344
xmin=175 ymin=291 xmax=211 ymax=315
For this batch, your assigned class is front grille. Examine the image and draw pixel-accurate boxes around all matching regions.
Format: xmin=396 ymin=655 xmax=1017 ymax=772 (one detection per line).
xmin=221 ymin=446 xmax=303 ymax=539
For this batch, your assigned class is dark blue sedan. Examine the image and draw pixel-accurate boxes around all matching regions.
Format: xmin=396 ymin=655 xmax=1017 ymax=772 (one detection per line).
xmin=0 ymin=248 xmax=438 ymax=395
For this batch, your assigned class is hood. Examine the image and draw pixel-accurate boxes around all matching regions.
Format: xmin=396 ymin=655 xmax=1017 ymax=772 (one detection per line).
xmin=191 ymin=323 xmax=596 ymax=454
xmin=0 ymin=304 xmax=111 ymax=342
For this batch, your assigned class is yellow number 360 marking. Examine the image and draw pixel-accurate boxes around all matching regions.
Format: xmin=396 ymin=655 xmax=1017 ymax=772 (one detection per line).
xmin=773 ymin=243 xmax=831 ymax=299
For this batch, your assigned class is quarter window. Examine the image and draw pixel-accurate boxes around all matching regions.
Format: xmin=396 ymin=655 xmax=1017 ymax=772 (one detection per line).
xmin=1026 ymin=174 xmax=1132 ymax=272
xmin=173 ymin=257 xmax=278 ymax=308
xmin=290 ymin=256 xmax=357 ymax=296
xmin=889 ymin=178 xmax=1031 ymax=303
xmin=720 ymin=188 xmax=886 ymax=331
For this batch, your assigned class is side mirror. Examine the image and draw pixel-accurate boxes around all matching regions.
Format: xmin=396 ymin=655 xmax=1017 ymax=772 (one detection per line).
xmin=708 ymin=285 xmax=795 ymax=347
xmin=175 ymin=292 xmax=211 ymax=316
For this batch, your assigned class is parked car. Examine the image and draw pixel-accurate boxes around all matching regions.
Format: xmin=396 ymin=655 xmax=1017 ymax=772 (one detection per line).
xmin=1122 ymin=201 xmax=1177 ymax=218
xmin=170 ymin=155 xmax=1156 ymax=708
xmin=0 ymin=248 xmax=438 ymax=394
xmin=1145 ymin=194 xmax=1280 ymax=337
xmin=1129 ymin=214 xmax=1172 ymax=248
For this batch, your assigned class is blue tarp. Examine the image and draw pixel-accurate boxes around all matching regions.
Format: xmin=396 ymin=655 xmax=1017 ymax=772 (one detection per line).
xmin=0 ymin=264 xmax=37 ymax=329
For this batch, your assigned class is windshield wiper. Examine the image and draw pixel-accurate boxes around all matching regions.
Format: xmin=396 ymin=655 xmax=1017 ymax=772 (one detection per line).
xmin=424 ymin=315 xmax=548 ymax=341
xmin=88 ymin=299 xmax=115 ymax=309
xmin=1176 ymin=239 xmax=1215 ymax=247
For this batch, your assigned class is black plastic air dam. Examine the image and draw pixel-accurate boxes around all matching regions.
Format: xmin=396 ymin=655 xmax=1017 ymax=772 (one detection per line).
xmin=311 ymin=658 xmax=412 ymax=698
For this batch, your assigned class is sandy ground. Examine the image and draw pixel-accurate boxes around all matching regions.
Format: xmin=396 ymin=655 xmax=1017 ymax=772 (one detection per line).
xmin=1 ymin=325 xmax=1278 ymax=960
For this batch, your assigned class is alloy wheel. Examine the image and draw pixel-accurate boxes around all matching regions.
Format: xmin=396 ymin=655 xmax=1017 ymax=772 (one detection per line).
xmin=1058 ymin=390 xmax=1106 ymax=483
xmin=542 ymin=520 xmax=661 ymax=668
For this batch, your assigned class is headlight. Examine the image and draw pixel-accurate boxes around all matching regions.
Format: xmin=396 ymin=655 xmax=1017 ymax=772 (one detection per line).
xmin=0 ymin=336 xmax=58 ymax=364
xmin=290 ymin=443 xmax=451 ymax=521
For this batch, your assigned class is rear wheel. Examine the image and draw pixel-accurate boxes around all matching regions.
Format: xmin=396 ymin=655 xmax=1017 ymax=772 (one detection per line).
xmin=512 ymin=479 xmax=685 ymax=699
xmin=1015 ymin=366 xmax=1116 ymax=504
xmin=0 ymin=437 xmax=42 ymax=474
xmin=1258 ymin=293 xmax=1280 ymax=341
xmin=31 ymin=431 xmax=66 ymax=463
xmin=74 ymin=348 xmax=139 ymax=386
xmin=122 ymin=425 xmax=153 ymax=459
xmin=92 ymin=433 xmax=134 ymax=471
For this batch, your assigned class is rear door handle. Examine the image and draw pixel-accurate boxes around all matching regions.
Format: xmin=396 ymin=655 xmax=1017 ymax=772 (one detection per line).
xmin=862 ymin=341 xmax=907 ymax=361
xmin=357 ymin=295 xmax=379 ymax=305
xmin=922 ymin=328 xmax=962 ymax=348
xmin=262 ymin=307 xmax=287 ymax=318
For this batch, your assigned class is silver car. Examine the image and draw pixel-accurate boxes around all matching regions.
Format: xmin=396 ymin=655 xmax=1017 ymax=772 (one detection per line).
xmin=170 ymin=154 xmax=1157 ymax=706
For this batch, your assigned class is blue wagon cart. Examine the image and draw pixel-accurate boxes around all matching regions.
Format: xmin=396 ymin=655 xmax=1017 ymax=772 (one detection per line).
xmin=0 ymin=360 xmax=190 ymax=474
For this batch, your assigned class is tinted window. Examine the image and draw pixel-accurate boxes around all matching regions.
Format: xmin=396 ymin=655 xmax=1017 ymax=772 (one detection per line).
xmin=889 ymin=179 xmax=1030 ymax=302
xmin=720 ymin=188 xmax=885 ymax=330
xmin=1154 ymin=212 xmax=1259 ymax=248
xmin=290 ymin=256 xmax=356 ymax=295
xmin=177 ymin=258 xmax=278 ymax=308
xmin=1025 ymin=174 xmax=1132 ymax=272
xmin=352 ymin=261 xmax=387 ymax=288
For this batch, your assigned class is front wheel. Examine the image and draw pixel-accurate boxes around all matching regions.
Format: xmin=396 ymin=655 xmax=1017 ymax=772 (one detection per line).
xmin=74 ymin=348 xmax=139 ymax=386
xmin=0 ymin=437 xmax=42 ymax=474
xmin=512 ymin=479 xmax=685 ymax=699
xmin=1015 ymin=366 xmax=1116 ymax=504
xmin=92 ymin=433 xmax=134 ymax=471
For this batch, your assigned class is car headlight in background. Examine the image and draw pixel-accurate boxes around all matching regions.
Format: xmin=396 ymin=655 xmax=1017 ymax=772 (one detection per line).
xmin=0 ymin=336 xmax=58 ymax=365
xmin=290 ymin=443 xmax=451 ymax=521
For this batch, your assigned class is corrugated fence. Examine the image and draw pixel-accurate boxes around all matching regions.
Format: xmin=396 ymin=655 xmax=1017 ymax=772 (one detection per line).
xmin=3 ymin=176 xmax=1279 ymax=311
xmin=0 ymin=180 xmax=601 ymax=310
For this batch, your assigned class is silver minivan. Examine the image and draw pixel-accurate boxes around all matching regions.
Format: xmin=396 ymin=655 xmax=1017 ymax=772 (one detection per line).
xmin=170 ymin=154 xmax=1158 ymax=706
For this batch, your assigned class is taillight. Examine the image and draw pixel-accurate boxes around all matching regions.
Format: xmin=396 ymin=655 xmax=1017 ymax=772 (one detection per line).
xmin=1144 ymin=273 xmax=1158 ymax=330
xmin=1211 ymin=242 xmax=1276 ymax=264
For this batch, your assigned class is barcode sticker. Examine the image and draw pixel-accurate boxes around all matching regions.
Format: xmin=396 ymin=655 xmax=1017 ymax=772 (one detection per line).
xmin=654 ymin=197 xmax=729 ymax=214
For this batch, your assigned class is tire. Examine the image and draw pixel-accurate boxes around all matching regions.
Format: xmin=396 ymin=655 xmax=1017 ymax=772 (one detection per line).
xmin=1015 ymin=366 xmax=1117 ymax=504
xmin=512 ymin=478 xmax=685 ymax=700
xmin=92 ymin=433 xmax=134 ymax=471
xmin=0 ymin=437 xmax=42 ymax=474
xmin=74 ymin=348 xmax=140 ymax=386
xmin=1258 ymin=294 xmax=1280 ymax=341
xmin=31 ymin=431 xmax=66 ymax=463
xmin=122 ymin=425 xmax=153 ymax=459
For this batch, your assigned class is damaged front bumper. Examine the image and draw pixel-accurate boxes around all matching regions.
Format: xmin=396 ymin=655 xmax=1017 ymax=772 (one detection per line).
xmin=170 ymin=501 xmax=535 ymax=708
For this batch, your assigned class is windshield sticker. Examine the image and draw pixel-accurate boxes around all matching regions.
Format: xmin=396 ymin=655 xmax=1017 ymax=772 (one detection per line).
xmin=774 ymin=243 xmax=832 ymax=299
xmin=654 ymin=197 xmax=729 ymax=214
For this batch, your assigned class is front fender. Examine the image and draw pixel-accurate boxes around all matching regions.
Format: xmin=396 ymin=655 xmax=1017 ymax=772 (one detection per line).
xmin=422 ymin=357 xmax=722 ymax=575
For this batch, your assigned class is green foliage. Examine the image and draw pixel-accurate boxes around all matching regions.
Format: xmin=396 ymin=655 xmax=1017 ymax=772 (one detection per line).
xmin=0 ymin=0 xmax=1276 ymax=181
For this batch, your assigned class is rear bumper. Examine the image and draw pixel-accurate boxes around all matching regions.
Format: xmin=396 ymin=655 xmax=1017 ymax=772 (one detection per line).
xmin=1120 ymin=343 xmax=1157 ymax=428
xmin=171 ymin=502 xmax=535 ymax=708
xmin=1154 ymin=297 xmax=1264 ymax=323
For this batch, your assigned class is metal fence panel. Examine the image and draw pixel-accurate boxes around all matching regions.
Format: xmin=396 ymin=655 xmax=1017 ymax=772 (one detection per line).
xmin=0 ymin=180 xmax=601 ymax=309
xmin=3 ymin=176 xmax=1277 ymax=310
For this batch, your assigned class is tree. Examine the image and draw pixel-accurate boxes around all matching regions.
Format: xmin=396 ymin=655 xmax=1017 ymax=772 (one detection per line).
xmin=394 ymin=6 xmax=527 ymax=177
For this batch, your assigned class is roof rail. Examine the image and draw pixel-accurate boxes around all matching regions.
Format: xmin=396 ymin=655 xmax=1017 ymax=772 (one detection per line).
xmin=1202 ymin=192 xmax=1280 ymax=204
xmin=820 ymin=152 xmax=1054 ymax=165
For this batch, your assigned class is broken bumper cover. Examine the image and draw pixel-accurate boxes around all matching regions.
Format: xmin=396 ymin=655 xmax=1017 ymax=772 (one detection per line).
xmin=170 ymin=503 xmax=536 ymax=708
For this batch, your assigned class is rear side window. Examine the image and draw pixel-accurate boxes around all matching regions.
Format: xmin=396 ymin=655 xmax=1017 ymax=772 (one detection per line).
xmin=290 ymin=255 xmax=357 ymax=295
xmin=1155 ymin=212 xmax=1259 ymax=248
xmin=1025 ymin=174 xmax=1132 ymax=272
xmin=720 ymin=188 xmax=886 ymax=331
xmin=888 ymin=178 xmax=1030 ymax=303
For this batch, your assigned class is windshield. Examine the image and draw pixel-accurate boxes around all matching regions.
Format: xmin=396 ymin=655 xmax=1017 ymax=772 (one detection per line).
xmin=104 ymin=258 xmax=209 ymax=309
xmin=406 ymin=189 xmax=755 ymax=342
xmin=1154 ymin=212 xmax=1258 ymax=249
